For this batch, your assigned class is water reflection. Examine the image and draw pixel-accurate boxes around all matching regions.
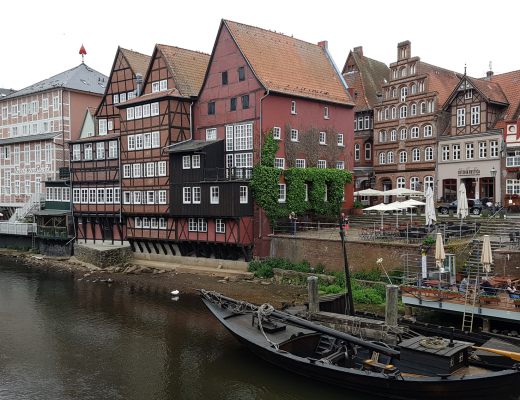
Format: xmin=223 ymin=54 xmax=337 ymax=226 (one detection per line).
xmin=0 ymin=260 xmax=380 ymax=400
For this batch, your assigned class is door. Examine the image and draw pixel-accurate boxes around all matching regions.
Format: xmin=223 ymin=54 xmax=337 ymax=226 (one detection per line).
xmin=383 ymin=181 xmax=391 ymax=204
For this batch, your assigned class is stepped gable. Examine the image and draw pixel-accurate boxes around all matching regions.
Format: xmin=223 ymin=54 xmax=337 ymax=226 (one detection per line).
xmin=223 ymin=19 xmax=354 ymax=106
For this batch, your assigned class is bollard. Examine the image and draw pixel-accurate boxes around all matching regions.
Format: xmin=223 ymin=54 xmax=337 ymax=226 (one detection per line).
xmin=404 ymin=305 xmax=413 ymax=319
xmin=307 ymin=276 xmax=319 ymax=313
xmin=385 ymin=285 xmax=399 ymax=327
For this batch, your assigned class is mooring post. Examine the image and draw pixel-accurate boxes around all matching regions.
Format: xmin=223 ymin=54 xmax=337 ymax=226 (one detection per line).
xmin=385 ymin=285 xmax=399 ymax=327
xmin=307 ymin=276 xmax=319 ymax=313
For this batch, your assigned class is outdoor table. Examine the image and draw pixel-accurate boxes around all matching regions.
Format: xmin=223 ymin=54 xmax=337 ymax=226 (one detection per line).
xmin=490 ymin=277 xmax=519 ymax=286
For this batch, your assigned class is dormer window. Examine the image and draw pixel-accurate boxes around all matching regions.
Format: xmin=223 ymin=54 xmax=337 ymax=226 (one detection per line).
xmin=159 ymin=80 xmax=168 ymax=91
xmin=465 ymin=89 xmax=473 ymax=99
xmin=152 ymin=82 xmax=160 ymax=93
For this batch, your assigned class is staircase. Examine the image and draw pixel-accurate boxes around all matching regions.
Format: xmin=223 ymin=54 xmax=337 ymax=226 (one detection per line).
xmin=461 ymin=271 xmax=479 ymax=332
xmin=9 ymin=193 xmax=45 ymax=223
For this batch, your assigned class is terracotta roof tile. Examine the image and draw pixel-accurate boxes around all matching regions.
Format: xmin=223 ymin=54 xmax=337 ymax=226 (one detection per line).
xmin=120 ymin=48 xmax=151 ymax=77
xmin=469 ymin=78 xmax=508 ymax=104
xmin=342 ymin=72 xmax=369 ymax=110
xmin=481 ymin=70 xmax=520 ymax=129
xmin=224 ymin=20 xmax=353 ymax=106
xmin=346 ymin=52 xmax=388 ymax=109
xmin=156 ymin=45 xmax=210 ymax=97
xmin=419 ymin=62 xmax=461 ymax=104
xmin=71 ymin=133 xmax=120 ymax=143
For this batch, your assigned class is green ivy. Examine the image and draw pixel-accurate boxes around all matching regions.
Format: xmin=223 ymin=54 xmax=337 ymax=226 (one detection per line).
xmin=260 ymin=128 xmax=280 ymax=167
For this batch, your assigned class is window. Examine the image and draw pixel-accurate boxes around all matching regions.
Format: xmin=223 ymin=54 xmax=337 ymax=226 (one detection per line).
xmin=127 ymin=135 xmax=135 ymax=150
xmin=133 ymin=191 xmax=141 ymax=204
xmin=158 ymin=161 xmax=167 ymax=176
xmin=471 ymin=106 xmax=480 ymax=125
xmin=146 ymin=162 xmax=155 ymax=177
xmin=365 ymin=143 xmax=371 ymax=160
xmin=97 ymin=188 xmax=105 ymax=204
xmin=144 ymin=132 xmax=152 ymax=148
xmin=390 ymin=130 xmax=397 ymax=141
xmin=208 ymin=102 xmax=215 ymax=115
xmin=46 ymin=186 xmax=53 ymax=201
xmin=143 ymin=217 xmax=150 ymax=229
xmin=442 ymin=146 xmax=449 ymax=161
xmin=108 ymin=121 xmax=113 ymax=131
xmin=296 ymin=159 xmax=306 ymax=168
xmin=159 ymin=218 xmax=167 ymax=229
xmin=317 ymin=160 xmax=327 ymax=168
xmin=216 ymin=219 xmax=225 ymax=233
xmin=358 ymin=117 xmax=363 ymax=129
xmin=96 ymin=142 xmax=105 ymax=159
xmin=192 ymin=187 xmax=201 ymax=204
xmin=126 ymin=107 xmax=134 ymax=121
xmin=397 ymin=177 xmax=405 ymax=189
xmin=400 ymin=106 xmax=407 ymax=119
xmin=336 ymin=161 xmax=345 ymax=169
xmin=89 ymin=188 xmax=96 ymax=204
xmin=152 ymin=82 xmax=160 ymax=93
xmin=240 ymin=186 xmax=248 ymax=203
xmin=152 ymin=131 xmax=160 ymax=148
xmin=506 ymin=180 xmax=520 ymax=195
xmin=226 ymin=126 xmax=234 ymax=151
xmin=411 ymin=127 xmax=419 ymax=139
xmin=423 ymin=125 xmax=433 ymax=137
xmin=419 ymin=82 xmax=424 ymax=92
xmin=400 ymin=87 xmax=408 ymax=102
xmin=234 ymin=153 xmax=253 ymax=178
xmin=105 ymin=188 xmax=113 ymax=203
xmin=400 ymin=129 xmax=407 ymax=140
xmin=479 ymin=142 xmax=487 ymax=158
xmin=379 ymin=152 xmax=386 ymax=164
xmin=466 ymin=143 xmax=474 ymax=159
xmin=183 ymin=156 xmax=191 ymax=169
xmin=355 ymin=144 xmax=360 ymax=161
xmin=4 ymin=146 xmax=10 ymax=161
xmin=210 ymin=186 xmax=219 ymax=204
xmin=401 ymin=68 xmax=407 ymax=77
xmin=135 ymin=134 xmax=143 ymax=149
xmin=428 ymin=101 xmax=434 ymax=113
xmin=490 ymin=140 xmax=498 ymax=157
xmin=234 ymin=123 xmax=253 ymax=150
xmin=411 ymin=84 xmax=416 ymax=94
xmin=278 ymin=184 xmax=286 ymax=203
xmin=188 ymin=218 xmax=197 ymax=231
xmin=354 ymin=118 xmax=357 ymax=131
xmin=324 ymin=107 xmax=329 ymax=119
xmin=143 ymin=104 xmax=150 ymax=117
xmin=123 ymin=191 xmax=131 ymax=204
xmin=379 ymin=131 xmax=386 ymax=143
xmin=319 ymin=132 xmax=326 ymax=145
xmin=132 ymin=164 xmax=141 ymax=178
xmin=420 ymin=102 xmax=426 ymax=114
xmin=424 ymin=176 xmax=434 ymax=190
xmin=457 ymin=108 xmax=465 ymax=127
xmin=73 ymin=145 xmax=80 ymax=161
xmin=410 ymin=177 xmax=420 ymax=191
xmin=291 ymin=129 xmax=298 ymax=141
xmin=385 ymin=108 xmax=389 ymax=120
xmin=198 ymin=218 xmax=207 ymax=232
xmin=84 ymin=144 xmax=92 ymax=160
xmin=158 ymin=190 xmax=166 ymax=204
xmin=114 ymin=188 xmax=120 ymax=204
xmin=25 ymin=181 xmax=31 ymax=195
xmin=123 ymin=165 xmax=131 ymax=178
xmin=411 ymin=104 xmax=416 ymax=115
xmin=192 ymin=155 xmax=200 ymax=169
xmin=391 ymin=107 xmax=396 ymax=119
xmin=291 ymin=101 xmax=296 ymax=114
xmin=465 ymin=89 xmax=472 ymax=99
xmin=147 ymin=191 xmax=155 ymax=204
xmin=73 ymin=189 xmax=80 ymax=203
xmin=393 ymin=70 xmax=398 ymax=79
xmin=241 ymin=95 xmax=249 ymax=109
xmin=364 ymin=116 xmax=370 ymax=129
xmin=120 ymin=93 xmax=126 ymax=103
xmin=31 ymin=101 xmax=39 ymax=114
xmin=453 ymin=144 xmax=460 ymax=160
xmin=21 ymin=103 xmax=28 ymax=116
xmin=392 ymin=88 xmax=397 ymax=97
xmin=99 ymin=119 xmax=107 ymax=135
xmin=387 ymin=151 xmax=394 ymax=163
xmin=113 ymin=94 xmax=119 ymax=104
xmin=135 ymin=217 xmax=142 ymax=228
xmin=133 ymin=106 xmax=142 ymax=119
xmin=206 ymin=128 xmax=217 ymax=141
xmin=151 ymin=102 xmax=159 ymax=116
xmin=238 ymin=66 xmax=245 ymax=81
xmin=222 ymin=71 xmax=228 ymax=85
xmin=275 ymin=158 xmax=285 ymax=169
xmin=81 ymin=188 xmax=88 ymax=203
xmin=159 ymin=79 xmax=168 ymax=91
xmin=399 ymin=151 xmax=408 ymax=163
xmin=412 ymin=148 xmax=420 ymax=162
xmin=1 ymin=107 xmax=7 ymax=119
xmin=109 ymin=141 xmax=117 ymax=158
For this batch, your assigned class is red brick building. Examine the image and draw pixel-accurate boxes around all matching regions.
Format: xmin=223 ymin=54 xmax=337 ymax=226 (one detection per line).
xmin=194 ymin=20 xmax=355 ymax=258
xmin=342 ymin=46 xmax=389 ymax=205
xmin=373 ymin=41 xmax=460 ymax=201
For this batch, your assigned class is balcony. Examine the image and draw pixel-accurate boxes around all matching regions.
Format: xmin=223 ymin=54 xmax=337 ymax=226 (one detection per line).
xmin=204 ymin=167 xmax=253 ymax=181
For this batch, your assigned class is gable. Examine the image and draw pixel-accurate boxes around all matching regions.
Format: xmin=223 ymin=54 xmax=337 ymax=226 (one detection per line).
xmin=78 ymin=108 xmax=95 ymax=139
xmin=141 ymin=47 xmax=176 ymax=96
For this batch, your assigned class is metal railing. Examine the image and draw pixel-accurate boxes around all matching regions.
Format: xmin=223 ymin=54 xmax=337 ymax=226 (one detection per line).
xmin=0 ymin=222 xmax=37 ymax=235
xmin=9 ymin=193 xmax=45 ymax=222
xmin=204 ymin=167 xmax=253 ymax=181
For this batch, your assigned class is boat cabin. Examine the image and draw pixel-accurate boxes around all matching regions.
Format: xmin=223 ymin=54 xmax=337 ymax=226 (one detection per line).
xmin=35 ymin=179 xmax=74 ymax=241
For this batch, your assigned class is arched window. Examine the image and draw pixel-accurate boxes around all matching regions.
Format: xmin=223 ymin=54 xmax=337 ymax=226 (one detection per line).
xmin=411 ymin=126 xmax=419 ymax=138
xmin=379 ymin=131 xmax=386 ymax=143
xmin=377 ymin=110 xmax=382 ymax=121
xmin=411 ymin=84 xmax=417 ymax=94
xmin=379 ymin=152 xmax=386 ymax=164
xmin=410 ymin=177 xmax=420 ymax=191
xmin=365 ymin=143 xmax=371 ymax=160
xmin=425 ymin=147 xmax=434 ymax=161
xmin=401 ymin=87 xmax=408 ymax=102
xmin=390 ymin=130 xmax=397 ymax=141
xmin=393 ymin=70 xmax=398 ymax=79
xmin=428 ymin=101 xmax=435 ymax=113
xmin=391 ymin=107 xmax=397 ymax=119
xmin=399 ymin=151 xmax=407 ymax=163
xmin=401 ymin=68 xmax=407 ymax=77
xmin=412 ymin=148 xmax=421 ymax=162
xmin=410 ymin=65 xmax=416 ymax=74
xmin=397 ymin=177 xmax=406 ymax=188
xmin=400 ymin=128 xmax=407 ymax=140
xmin=400 ymin=106 xmax=408 ymax=119
xmin=392 ymin=88 xmax=397 ymax=97
xmin=385 ymin=108 xmax=389 ymax=120
xmin=424 ymin=176 xmax=434 ymax=189
xmin=420 ymin=102 xmax=426 ymax=114
xmin=411 ymin=103 xmax=417 ymax=115
xmin=355 ymin=143 xmax=360 ymax=161
xmin=423 ymin=125 xmax=433 ymax=137
xmin=419 ymin=82 xmax=425 ymax=92
xmin=387 ymin=151 xmax=394 ymax=163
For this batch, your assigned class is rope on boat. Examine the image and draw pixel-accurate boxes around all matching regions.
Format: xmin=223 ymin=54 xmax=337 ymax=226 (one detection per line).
xmin=257 ymin=303 xmax=280 ymax=351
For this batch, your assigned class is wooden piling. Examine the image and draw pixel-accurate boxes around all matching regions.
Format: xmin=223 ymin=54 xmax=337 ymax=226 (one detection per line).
xmin=307 ymin=276 xmax=319 ymax=313
xmin=385 ymin=285 xmax=399 ymax=327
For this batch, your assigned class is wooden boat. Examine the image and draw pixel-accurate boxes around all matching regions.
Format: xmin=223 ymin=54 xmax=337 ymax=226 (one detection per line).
xmin=198 ymin=289 xmax=520 ymax=400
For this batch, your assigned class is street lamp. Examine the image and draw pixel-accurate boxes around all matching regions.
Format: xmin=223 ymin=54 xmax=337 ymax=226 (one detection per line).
xmin=490 ymin=166 xmax=497 ymax=177
xmin=369 ymin=174 xmax=376 ymax=188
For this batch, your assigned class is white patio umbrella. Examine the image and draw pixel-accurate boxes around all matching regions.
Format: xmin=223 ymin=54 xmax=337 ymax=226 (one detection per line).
xmin=364 ymin=203 xmax=402 ymax=229
xmin=481 ymin=235 xmax=493 ymax=274
xmin=354 ymin=188 xmax=384 ymax=196
xmin=435 ymin=233 xmax=446 ymax=269
xmin=402 ymin=199 xmax=426 ymax=206
xmin=425 ymin=186 xmax=436 ymax=227
xmin=457 ymin=183 xmax=469 ymax=238
xmin=383 ymin=188 xmax=425 ymax=196
xmin=389 ymin=201 xmax=412 ymax=227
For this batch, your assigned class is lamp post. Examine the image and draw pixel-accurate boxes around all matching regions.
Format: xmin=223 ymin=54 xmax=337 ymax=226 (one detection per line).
xmin=336 ymin=195 xmax=355 ymax=316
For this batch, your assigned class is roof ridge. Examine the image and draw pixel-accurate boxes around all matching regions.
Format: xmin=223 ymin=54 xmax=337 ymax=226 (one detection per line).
xmin=120 ymin=47 xmax=150 ymax=58
xmin=482 ymin=69 xmax=520 ymax=79
xmin=420 ymin=61 xmax=461 ymax=75
xmin=156 ymin=43 xmax=210 ymax=56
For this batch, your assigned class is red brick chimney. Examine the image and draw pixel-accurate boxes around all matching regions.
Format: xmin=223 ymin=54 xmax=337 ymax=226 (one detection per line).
xmin=353 ymin=46 xmax=363 ymax=59
xmin=318 ymin=41 xmax=328 ymax=50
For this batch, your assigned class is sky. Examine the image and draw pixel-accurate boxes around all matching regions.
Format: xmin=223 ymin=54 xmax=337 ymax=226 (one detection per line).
xmin=2 ymin=0 xmax=520 ymax=90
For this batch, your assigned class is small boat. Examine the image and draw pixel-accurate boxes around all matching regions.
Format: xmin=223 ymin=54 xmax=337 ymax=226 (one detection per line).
xmin=198 ymin=289 xmax=520 ymax=400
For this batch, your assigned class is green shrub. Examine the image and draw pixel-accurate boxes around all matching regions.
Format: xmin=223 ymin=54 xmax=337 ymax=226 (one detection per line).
xmin=32 ymin=249 xmax=41 ymax=254
xmin=352 ymin=288 xmax=384 ymax=304
xmin=325 ymin=285 xmax=343 ymax=294
xmin=422 ymin=236 xmax=435 ymax=246
xmin=353 ymin=201 xmax=364 ymax=208
xmin=333 ymin=271 xmax=346 ymax=288
xmin=248 ymin=261 xmax=262 ymax=273
xmin=352 ymin=269 xmax=382 ymax=282
xmin=255 ymin=265 xmax=274 ymax=279
xmin=373 ymin=283 xmax=387 ymax=300
xmin=292 ymin=260 xmax=312 ymax=273
xmin=482 ymin=210 xmax=489 ymax=218
xmin=314 ymin=263 xmax=325 ymax=274
xmin=21 ymin=246 xmax=31 ymax=252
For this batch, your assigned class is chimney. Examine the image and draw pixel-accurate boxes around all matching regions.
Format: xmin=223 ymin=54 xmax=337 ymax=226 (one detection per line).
xmin=136 ymin=73 xmax=143 ymax=96
xmin=353 ymin=46 xmax=363 ymax=59
xmin=318 ymin=41 xmax=328 ymax=50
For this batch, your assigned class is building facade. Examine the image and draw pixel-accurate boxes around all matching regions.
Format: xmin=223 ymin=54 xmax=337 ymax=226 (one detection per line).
xmin=373 ymin=41 xmax=460 ymax=201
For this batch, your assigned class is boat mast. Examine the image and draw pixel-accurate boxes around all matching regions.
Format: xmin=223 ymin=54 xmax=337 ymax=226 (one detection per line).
xmin=337 ymin=196 xmax=355 ymax=316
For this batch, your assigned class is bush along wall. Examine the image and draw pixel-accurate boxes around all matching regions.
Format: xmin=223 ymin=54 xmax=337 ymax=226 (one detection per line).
xmin=249 ymin=129 xmax=353 ymax=228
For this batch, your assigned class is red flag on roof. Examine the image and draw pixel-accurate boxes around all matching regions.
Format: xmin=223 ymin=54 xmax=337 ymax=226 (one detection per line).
xmin=79 ymin=45 xmax=87 ymax=55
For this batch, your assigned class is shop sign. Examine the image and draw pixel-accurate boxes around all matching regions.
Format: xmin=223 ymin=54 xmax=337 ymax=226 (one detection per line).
xmin=13 ymin=166 xmax=52 ymax=174
xmin=458 ymin=167 xmax=480 ymax=176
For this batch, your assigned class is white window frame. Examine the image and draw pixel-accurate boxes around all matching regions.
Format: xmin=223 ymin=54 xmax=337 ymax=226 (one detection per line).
xmin=337 ymin=134 xmax=344 ymax=146
xmin=159 ymin=79 xmax=168 ymax=91
xmin=291 ymin=101 xmax=296 ymax=114
xmin=399 ymin=151 xmax=408 ymax=163
xmin=72 ymin=144 xmax=80 ymax=161
xmin=317 ymin=160 xmax=327 ymax=168
xmin=365 ymin=143 xmax=371 ymax=160
xmin=479 ymin=141 xmax=487 ymax=158
xmin=278 ymin=184 xmax=286 ymax=203
xmin=135 ymin=217 xmax=142 ymax=228
xmin=135 ymin=134 xmax=143 ymax=150
xmin=123 ymin=165 xmax=131 ymax=178
xmin=391 ymin=130 xmax=397 ymax=141
xmin=183 ymin=156 xmax=190 ymax=169
xmin=158 ymin=190 xmax=166 ymax=204
xmin=84 ymin=144 xmax=92 ymax=160
xmin=453 ymin=144 xmax=461 ymax=160
xmin=133 ymin=164 xmax=141 ymax=178
xmin=127 ymin=135 xmax=135 ymax=151
xmin=457 ymin=108 xmax=466 ymax=127
xmin=143 ymin=104 xmax=150 ymax=117
xmin=400 ymin=129 xmax=407 ymax=140
xmin=465 ymin=89 xmax=473 ymax=99
xmin=147 ymin=191 xmax=155 ymax=204
xmin=188 ymin=218 xmax=197 ymax=232
xmin=146 ymin=162 xmax=155 ymax=177
xmin=134 ymin=106 xmax=142 ymax=119
xmin=192 ymin=155 xmax=200 ymax=169
xmin=412 ymin=148 xmax=420 ymax=162
xmin=109 ymin=141 xmax=117 ymax=158
xmin=151 ymin=102 xmax=159 ymax=116
xmin=387 ymin=152 xmax=394 ymax=163
xmin=206 ymin=128 xmax=217 ymax=141
xmin=324 ymin=107 xmax=329 ymax=119
xmin=192 ymin=187 xmax=201 ymax=204
xmin=379 ymin=153 xmax=386 ymax=164
xmin=296 ymin=159 xmax=306 ymax=168
xmin=73 ymin=188 xmax=80 ymax=203
xmin=490 ymin=141 xmax=498 ymax=158
xmin=152 ymin=82 xmax=160 ymax=93
xmin=159 ymin=218 xmax=167 ymax=229
xmin=274 ymin=158 xmax=285 ymax=169
xmin=471 ymin=106 xmax=480 ymax=125
xmin=210 ymin=186 xmax=219 ymax=204
xmin=183 ymin=187 xmax=191 ymax=204
xmin=319 ymin=132 xmax=326 ymax=145
xmin=411 ymin=127 xmax=419 ymax=139
xmin=442 ymin=146 xmax=449 ymax=161
xmin=240 ymin=186 xmax=248 ymax=204
xmin=291 ymin=129 xmax=298 ymax=142
xmin=466 ymin=143 xmax=474 ymax=160
xmin=96 ymin=142 xmax=105 ymax=159
xmin=216 ymin=219 xmax=225 ymax=234
xmin=423 ymin=125 xmax=433 ymax=137
xmin=99 ymin=119 xmax=107 ymax=135
xmin=158 ymin=161 xmax=167 ymax=176
xmin=355 ymin=144 xmax=360 ymax=161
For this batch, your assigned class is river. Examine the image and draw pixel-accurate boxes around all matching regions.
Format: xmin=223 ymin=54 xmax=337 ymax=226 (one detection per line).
xmin=0 ymin=259 xmax=381 ymax=400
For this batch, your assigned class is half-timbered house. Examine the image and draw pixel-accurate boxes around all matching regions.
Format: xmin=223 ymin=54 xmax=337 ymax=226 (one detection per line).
xmin=194 ymin=20 xmax=355 ymax=258
xmin=115 ymin=44 xmax=209 ymax=255
xmin=70 ymin=48 xmax=150 ymax=243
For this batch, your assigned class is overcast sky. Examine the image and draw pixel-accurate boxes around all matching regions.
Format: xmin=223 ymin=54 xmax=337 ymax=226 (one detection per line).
xmin=2 ymin=0 xmax=519 ymax=90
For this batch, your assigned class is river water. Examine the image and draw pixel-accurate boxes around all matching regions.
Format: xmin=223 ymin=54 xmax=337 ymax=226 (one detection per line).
xmin=0 ymin=259 xmax=381 ymax=400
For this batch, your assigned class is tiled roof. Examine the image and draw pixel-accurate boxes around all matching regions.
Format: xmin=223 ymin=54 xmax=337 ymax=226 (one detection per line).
xmin=469 ymin=78 xmax=508 ymax=104
xmin=0 ymin=88 xmax=16 ymax=98
xmin=6 ymin=63 xmax=108 ymax=99
xmin=156 ymin=45 xmax=210 ymax=97
xmin=419 ymin=62 xmax=461 ymax=105
xmin=165 ymin=139 xmax=223 ymax=153
xmin=342 ymin=72 xmax=369 ymax=110
xmin=116 ymin=88 xmax=182 ymax=107
xmin=120 ymin=48 xmax=151 ymax=77
xmin=224 ymin=20 xmax=353 ymax=106
xmin=71 ymin=133 xmax=120 ymax=143
xmin=482 ymin=70 xmax=520 ymax=129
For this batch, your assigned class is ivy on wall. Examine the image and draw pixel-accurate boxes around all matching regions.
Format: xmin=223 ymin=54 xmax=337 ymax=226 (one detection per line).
xmin=249 ymin=129 xmax=353 ymax=228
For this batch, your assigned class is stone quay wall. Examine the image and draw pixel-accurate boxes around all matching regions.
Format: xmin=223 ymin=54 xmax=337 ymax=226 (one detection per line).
xmin=74 ymin=244 xmax=133 ymax=268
